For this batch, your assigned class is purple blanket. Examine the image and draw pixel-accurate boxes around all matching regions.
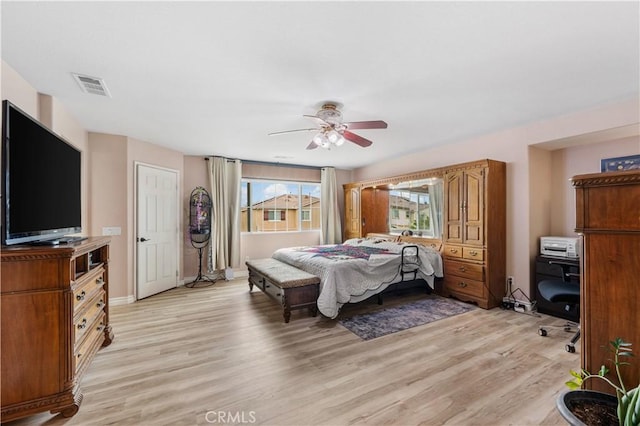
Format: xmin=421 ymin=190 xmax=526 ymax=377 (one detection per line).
xmin=298 ymin=244 xmax=394 ymax=261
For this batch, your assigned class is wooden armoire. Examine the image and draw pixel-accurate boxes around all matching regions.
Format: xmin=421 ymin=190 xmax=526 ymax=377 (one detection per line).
xmin=572 ymin=169 xmax=640 ymax=394
xmin=442 ymin=159 xmax=506 ymax=309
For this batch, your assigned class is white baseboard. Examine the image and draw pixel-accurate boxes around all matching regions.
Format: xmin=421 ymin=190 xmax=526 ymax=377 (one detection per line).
xmin=182 ymin=269 xmax=248 ymax=285
xmin=110 ymin=295 xmax=136 ymax=306
xmin=111 ymin=271 xmax=249 ymax=305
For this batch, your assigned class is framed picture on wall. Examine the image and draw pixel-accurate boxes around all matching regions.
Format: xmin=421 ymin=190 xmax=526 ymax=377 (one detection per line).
xmin=600 ymin=154 xmax=640 ymax=172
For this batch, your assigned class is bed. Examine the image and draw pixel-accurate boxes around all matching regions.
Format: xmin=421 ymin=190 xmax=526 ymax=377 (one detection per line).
xmin=271 ymin=236 xmax=443 ymax=318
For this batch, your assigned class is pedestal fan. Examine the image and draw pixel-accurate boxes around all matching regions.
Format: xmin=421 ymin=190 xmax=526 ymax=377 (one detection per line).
xmin=186 ymin=186 xmax=216 ymax=287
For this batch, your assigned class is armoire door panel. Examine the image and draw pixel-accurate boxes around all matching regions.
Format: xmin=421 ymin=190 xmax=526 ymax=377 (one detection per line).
xmin=445 ymin=171 xmax=463 ymax=243
xmin=463 ymin=169 xmax=484 ymax=245
xmin=360 ymin=188 xmax=374 ymax=236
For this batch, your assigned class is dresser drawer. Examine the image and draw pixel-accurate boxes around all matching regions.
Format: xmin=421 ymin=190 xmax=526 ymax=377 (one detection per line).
xmin=444 ymin=276 xmax=485 ymax=299
xmin=74 ymin=312 xmax=106 ymax=376
xmin=462 ymin=247 xmax=485 ymax=261
xmin=444 ymin=260 xmax=484 ymax=281
xmin=74 ymin=290 xmax=106 ymax=345
xmin=443 ymin=244 xmax=463 ymax=258
xmin=73 ymin=267 xmax=105 ymax=311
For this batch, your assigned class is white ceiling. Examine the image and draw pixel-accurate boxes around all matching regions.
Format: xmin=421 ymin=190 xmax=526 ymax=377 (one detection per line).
xmin=2 ymin=1 xmax=638 ymax=169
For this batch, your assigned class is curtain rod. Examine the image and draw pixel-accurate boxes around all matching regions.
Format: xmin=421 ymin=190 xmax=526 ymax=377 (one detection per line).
xmin=204 ymin=156 xmax=322 ymax=170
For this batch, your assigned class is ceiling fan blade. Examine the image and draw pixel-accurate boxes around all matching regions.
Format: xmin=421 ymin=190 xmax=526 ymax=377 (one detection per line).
xmin=344 ymin=120 xmax=388 ymax=130
xmin=303 ymin=114 xmax=330 ymax=127
xmin=306 ymin=141 xmax=319 ymax=150
xmin=268 ymin=128 xmax=317 ymax=136
xmin=343 ymin=130 xmax=373 ymax=147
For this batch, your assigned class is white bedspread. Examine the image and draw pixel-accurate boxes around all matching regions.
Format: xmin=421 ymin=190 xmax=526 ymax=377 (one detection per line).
xmin=272 ymin=238 xmax=443 ymax=319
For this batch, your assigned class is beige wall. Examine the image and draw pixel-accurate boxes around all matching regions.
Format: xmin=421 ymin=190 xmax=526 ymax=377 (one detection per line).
xmin=1 ymin=61 xmax=38 ymax=114
xmin=550 ymin=136 xmax=639 ymax=236
xmin=87 ymin=133 xmax=129 ymax=299
xmin=351 ymin=99 xmax=639 ymax=300
xmin=183 ymin=156 xmax=210 ymax=279
xmin=86 ymin=135 xmax=185 ymax=300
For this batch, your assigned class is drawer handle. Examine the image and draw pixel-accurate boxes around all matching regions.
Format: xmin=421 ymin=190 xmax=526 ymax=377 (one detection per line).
xmin=76 ymin=291 xmax=86 ymax=301
xmin=96 ymin=277 xmax=104 ymax=286
xmin=449 ymin=248 xmax=458 ymax=253
xmin=458 ymin=282 xmax=468 ymax=288
xmin=459 ymin=266 xmax=467 ymax=272
xmin=96 ymin=299 xmax=105 ymax=309
xmin=77 ymin=352 xmax=82 ymax=360
xmin=97 ymin=322 xmax=105 ymax=332
xmin=468 ymin=250 xmax=478 ymax=256
xmin=77 ymin=318 xmax=87 ymax=330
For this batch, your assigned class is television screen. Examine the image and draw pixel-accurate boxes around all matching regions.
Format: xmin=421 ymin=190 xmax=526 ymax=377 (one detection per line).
xmin=2 ymin=100 xmax=82 ymax=245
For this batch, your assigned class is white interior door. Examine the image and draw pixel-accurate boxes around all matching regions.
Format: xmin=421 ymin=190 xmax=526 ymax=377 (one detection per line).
xmin=136 ymin=164 xmax=179 ymax=299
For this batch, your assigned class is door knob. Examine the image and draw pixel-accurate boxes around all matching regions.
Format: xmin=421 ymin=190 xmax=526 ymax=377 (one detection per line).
xmin=137 ymin=237 xmax=150 ymax=242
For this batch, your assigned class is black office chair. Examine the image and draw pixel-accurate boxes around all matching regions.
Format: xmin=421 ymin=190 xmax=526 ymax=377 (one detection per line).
xmin=537 ymin=279 xmax=581 ymax=353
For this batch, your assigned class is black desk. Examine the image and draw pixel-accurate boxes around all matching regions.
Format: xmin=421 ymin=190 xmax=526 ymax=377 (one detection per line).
xmin=535 ymin=255 xmax=580 ymax=322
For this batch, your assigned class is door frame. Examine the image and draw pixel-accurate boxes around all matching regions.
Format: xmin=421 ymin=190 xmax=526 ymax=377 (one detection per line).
xmin=133 ymin=161 xmax=182 ymax=300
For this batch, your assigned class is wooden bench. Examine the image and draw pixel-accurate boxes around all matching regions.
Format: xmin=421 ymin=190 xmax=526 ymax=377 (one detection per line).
xmin=246 ymin=258 xmax=320 ymax=323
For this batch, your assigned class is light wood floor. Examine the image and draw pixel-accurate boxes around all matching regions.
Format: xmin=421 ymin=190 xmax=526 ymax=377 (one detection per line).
xmin=7 ymin=278 xmax=579 ymax=426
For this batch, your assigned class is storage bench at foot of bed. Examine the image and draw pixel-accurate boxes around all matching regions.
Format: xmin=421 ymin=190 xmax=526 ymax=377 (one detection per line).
xmin=246 ymin=258 xmax=320 ymax=323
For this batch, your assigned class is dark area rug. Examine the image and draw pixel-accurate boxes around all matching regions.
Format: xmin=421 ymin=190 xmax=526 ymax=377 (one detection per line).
xmin=339 ymin=295 xmax=475 ymax=340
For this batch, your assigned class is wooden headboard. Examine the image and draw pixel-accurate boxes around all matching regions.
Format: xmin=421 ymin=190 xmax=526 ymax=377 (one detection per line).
xmin=397 ymin=236 xmax=443 ymax=251
xmin=364 ymin=233 xmax=399 ymax=242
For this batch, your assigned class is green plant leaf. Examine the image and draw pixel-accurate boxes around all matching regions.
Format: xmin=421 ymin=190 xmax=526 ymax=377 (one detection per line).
xmin=599 ymin=364 xmax=610 ymax=376
xmin=624 ymin=387 xmax=639 ymax=426
xmin=565 ymin=380 xmax=582 ymax=390
xmin=569 ymin=369 xmax=583 ymax=379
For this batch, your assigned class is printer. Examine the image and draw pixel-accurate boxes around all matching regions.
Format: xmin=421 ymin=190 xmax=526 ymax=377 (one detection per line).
xmin=540 ymin=236 xmax=581 ymax=258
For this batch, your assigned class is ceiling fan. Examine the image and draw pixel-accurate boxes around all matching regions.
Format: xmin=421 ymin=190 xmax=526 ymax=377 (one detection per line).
xmin=268 ymin=103 xmax=387 ymax=150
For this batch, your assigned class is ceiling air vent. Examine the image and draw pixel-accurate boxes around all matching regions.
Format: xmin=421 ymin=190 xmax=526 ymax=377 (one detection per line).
xmin=72 ymin=73 xmax=111 ymax=97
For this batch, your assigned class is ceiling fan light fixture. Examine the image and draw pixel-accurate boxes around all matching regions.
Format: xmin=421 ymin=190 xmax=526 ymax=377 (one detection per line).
xmin=326 ymin=129 xmax=341 ymax=144
xmin=312 ymin=132 xmax=324 ymax=146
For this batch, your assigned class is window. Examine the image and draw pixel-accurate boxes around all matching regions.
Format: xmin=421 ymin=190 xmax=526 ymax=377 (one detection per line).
xmin=264 ymin=210 xmax=285 ymax=221
xmin=241 ymin=179 xmax=321 ymax=232
xmin=389 ymin=189 xmax=433 ymax=237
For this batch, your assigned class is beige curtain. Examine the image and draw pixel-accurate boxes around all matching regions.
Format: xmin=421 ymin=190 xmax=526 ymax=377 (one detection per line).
xmin=428 ymin=179 xmax=444 ymax=238
xmin=208 ymin=156 xmax=242 ymax=273
xmin=320 ymin=167 xmax=342 ymax=244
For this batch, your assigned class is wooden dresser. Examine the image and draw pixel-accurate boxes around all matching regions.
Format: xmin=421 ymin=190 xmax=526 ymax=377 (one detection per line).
xmin=442 ymin=159 xmax=506 ymax=309
xmin=572 ymin=170 xmax=640 ymax=394
xmin=1 ymin=237 xmax=113 ymax=421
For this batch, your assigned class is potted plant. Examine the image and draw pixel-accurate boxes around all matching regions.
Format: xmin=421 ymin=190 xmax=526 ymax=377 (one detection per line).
xmin=557 ymin=338 xmax=639 ymax=426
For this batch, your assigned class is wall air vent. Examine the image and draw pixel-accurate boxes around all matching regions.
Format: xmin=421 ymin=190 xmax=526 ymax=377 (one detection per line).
xmin=72 ymin=73 xmax=111 ymax=97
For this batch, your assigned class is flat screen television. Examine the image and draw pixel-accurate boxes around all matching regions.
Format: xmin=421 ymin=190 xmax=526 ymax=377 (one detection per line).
xmin=2 ymin=100 xmax=82 ymax=245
